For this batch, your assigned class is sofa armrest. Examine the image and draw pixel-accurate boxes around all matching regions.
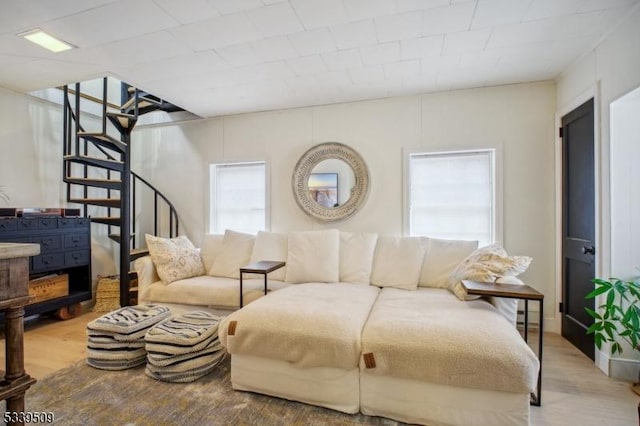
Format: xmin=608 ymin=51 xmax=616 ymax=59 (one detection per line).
xmin=134 ymin=255 xmax=160 ymax=302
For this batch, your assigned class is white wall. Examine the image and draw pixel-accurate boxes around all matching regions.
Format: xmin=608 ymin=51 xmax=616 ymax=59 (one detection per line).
xmin=132 ymin=81 xmax=557 ymax=323
xmin=557 ymin=6 xmax=640 ymax=378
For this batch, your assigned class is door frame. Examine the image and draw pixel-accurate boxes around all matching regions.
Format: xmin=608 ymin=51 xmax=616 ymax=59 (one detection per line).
xmin=554 ymin=82 xmax=608 ymax=374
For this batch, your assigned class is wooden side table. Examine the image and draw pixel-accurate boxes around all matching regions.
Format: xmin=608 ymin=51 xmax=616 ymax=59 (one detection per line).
xmin=462 ymin=280 xmax=544 ymax=406
xmin=239 ymin=261 xmax=286 ymax=308
xmin=0 ymin=242 xmax=40 ymax=425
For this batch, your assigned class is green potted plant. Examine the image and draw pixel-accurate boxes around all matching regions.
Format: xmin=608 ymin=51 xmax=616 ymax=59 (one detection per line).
xmin=586 ymin=276 xmax=640 ymax=395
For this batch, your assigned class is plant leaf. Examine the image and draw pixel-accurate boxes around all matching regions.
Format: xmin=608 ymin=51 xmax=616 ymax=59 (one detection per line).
xmin=594 ymin=333 xmax=604 ymax=350
xmin=585 ymin=307 xmax=602 ymax=320
xmin=606 ymin=290 xmax=615 ymax=308
xmin=603 ymin=322 xmax=616 ymax=339
xmin=612 ymin=342 xmax=622 ymax=355
xmin=585 ymin=285 xmax=611 ymax=299
xmin=587 ymin=322 xmax=604 ymax=334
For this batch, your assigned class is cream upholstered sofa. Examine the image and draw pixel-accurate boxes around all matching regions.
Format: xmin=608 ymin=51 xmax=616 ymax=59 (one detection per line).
xmin=135 ymin=229 xmax=539 ymax=426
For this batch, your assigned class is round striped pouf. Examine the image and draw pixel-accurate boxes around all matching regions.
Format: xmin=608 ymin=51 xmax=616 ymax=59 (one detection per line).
xmin=144 ymin=311 xmax=226 ymax=383
xmin=86 ymin=304 xmax=171 ymax=370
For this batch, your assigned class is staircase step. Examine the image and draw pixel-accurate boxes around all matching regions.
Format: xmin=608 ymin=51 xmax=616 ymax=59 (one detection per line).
xmin=130 ymin=248 xmax=149 ymax=261
xmin=108 ymin=233 xmax=135 ymax=244
xmin=77 ymin=132 xmax=127 ymax=153
xmin=120 ymin=96 xmax=162 ymax=114
xmin=64 ymin=177 xmax=122 ymax=190
xmin=91 ymin=216 xmax=122 ymax=226
xmin=106 ymin=111 xmax=137 ymax=135
xmin=64 ymin=155 xmax=124 ymax=172
xmin=69 ymin=198 xmax=121 ymax=208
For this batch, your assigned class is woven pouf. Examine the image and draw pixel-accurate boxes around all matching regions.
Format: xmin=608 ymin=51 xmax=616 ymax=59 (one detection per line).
xmin=144 ymin=311 xmax=226 ymax=383
xmin=86 ymin=304 xmax=171 ymax=370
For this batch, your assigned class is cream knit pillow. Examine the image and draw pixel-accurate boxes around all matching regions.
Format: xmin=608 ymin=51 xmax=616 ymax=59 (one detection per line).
xmin=449 ymin=243 xmax=532 ymax=301
xmin=145 ymin=234 xmax=205 ymax=284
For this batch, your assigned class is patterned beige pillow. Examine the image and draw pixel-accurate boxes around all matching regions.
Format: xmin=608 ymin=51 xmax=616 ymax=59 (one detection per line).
xmin=146 ymin=234 xmax=205 ymax=284
xmin=449 ymin=243 xmax=532 ymax=301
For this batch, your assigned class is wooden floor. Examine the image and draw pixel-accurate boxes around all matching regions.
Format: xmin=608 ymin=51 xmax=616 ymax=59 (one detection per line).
xmin=1 ymin=311 xmax=638 ymax=425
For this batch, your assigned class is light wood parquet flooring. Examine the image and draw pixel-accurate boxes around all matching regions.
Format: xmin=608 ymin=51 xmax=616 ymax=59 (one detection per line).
xmin=1 ymin=312 xmax=638 ymax=425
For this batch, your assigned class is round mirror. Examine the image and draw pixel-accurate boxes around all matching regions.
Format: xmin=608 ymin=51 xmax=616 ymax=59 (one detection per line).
xmin=292 ymin=142 xmax=369 ymax=222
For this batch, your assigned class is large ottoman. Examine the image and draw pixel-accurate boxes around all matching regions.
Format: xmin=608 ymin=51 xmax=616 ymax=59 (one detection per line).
xmin=86 ymin=304 xmax=171 ymax=370
xmin=144 ymin=311 xmax=226 ymax=383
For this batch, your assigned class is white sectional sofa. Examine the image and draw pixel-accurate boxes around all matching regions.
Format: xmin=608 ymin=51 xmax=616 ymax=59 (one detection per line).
xmin=135 ymin=229 xmax=539 ymax=425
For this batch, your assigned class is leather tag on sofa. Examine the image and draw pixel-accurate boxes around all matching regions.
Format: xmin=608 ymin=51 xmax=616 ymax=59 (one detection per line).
xmin=363 ymin=352 xmax=376 ymax=369
xmin=228 ymin=321 xmax=237 ymax=336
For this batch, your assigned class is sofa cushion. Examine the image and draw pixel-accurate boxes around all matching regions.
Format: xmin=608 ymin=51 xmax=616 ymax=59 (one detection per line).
xmin=419 ymin=237 xmax=478 ymax=288
xmin=449 ymin=243 xmax=532 ymax=301
xmin=200 ymin=234 xmax=224 ymax=272
xmin=219 ymin=283 xmax=380 ymax=369
xmin=209 ymin=230 xmax=255 ymax=279
xmin=370 ymin=236 xmax=426 ymax=290
xmin=249 ymin=231 xmax=288 ymax=281
xmin=339 ymin=231 xmax=378 ymax=284
xmin=145 ymin=234 xmax=205 ymax=285
xmin=144 ymin=275 xmax=290 ymax=309
xmin=285 ymin=229 xmax=339 ymax=283
xmin=360 ymin=287 xmax=539 ymax=394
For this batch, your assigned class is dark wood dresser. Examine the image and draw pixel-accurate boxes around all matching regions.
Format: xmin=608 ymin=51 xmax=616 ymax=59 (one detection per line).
xmin=0 ymin=216 xmax=92 ymax=317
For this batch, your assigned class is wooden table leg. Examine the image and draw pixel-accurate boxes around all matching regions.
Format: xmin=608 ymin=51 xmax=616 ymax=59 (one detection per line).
xmin=4 ymin=306 xmax=26 ymax=381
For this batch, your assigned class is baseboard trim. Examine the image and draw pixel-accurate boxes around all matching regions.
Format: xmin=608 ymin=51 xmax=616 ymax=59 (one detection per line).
xmin=608 ymin=355 xmax=640 ymax=382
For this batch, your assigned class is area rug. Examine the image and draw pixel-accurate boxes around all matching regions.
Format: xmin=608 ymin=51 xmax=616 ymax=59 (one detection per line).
xmin=17 ymin=356 xmax=403 ymax=425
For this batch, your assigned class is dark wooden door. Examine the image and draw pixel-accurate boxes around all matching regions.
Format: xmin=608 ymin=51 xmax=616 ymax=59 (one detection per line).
xmin=561 ymin=98 xmax=596 ymax=360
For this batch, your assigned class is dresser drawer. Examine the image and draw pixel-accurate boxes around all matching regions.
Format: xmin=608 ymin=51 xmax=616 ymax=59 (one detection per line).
xmin=34 ymin=235 xmax=63 ymax=253
xmin=65 ymin=250 xmax=90 ymax=267
xmin=38 ymin=217 xmax=58 ymax=230
xmin=0 ymin=218 xmax=17 ymax=232
xmin=58 ymin=217 xmax=75 ymax=229
xmin=64 ymin=233 xmax=89 ymax=249
xmin=17 ymin=218 xmax=38 ymax=231
xmin=32 ymin=253 xmax=64 ymax=272
xmin=75 ymin=217 xmax=90 ymax=227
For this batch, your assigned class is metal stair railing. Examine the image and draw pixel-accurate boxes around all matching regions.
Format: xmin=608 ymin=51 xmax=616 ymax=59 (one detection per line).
xmin=62 ymin=79 xmax=180 ymax=306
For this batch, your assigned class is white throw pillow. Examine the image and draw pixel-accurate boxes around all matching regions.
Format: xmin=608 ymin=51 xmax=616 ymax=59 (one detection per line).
xmin=419 ymin=237 xmax=479 ymax=288
xmin=208 ymin=230 xmax=255 ymax=279
xmin=285 ymin=229 xmax=339 ymax=283
xmin=145 ymin=234 xmax=205 ymax=284
xmin=200 ymin=234 xmax=224 ymax=272
xmin=339 ymin=231 xmax=378 ymax=284
xmin=449 ymin=243 xmax=533 ymax=301
xmin=249 ymin=231 xmax=288 ymax=281
xmin=370 ymin=236 xmax=426 ymax=290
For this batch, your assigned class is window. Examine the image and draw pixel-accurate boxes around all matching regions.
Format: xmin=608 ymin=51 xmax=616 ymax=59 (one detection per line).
xmin=407 ymin=149 xmax=495 ymax=246
xmin=210 ymin=162 xmax=266 ymax=234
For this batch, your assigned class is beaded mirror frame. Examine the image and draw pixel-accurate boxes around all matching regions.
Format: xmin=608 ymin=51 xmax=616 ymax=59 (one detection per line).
xmin=292 ymin=142 xmax=370 ymax=222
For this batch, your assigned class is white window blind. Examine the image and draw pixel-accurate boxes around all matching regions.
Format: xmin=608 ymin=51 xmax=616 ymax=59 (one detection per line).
xmin=409 ymin=150 xmax=494 ymax=246
xmin=210 ymin=162 xmax=266 ymax=234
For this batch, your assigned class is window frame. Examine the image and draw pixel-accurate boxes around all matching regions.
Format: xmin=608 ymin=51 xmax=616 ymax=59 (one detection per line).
xmin=208 ymin=160 xmax=270 ymax=234
xmin=403 ymin=147 xmax=503 ymax=245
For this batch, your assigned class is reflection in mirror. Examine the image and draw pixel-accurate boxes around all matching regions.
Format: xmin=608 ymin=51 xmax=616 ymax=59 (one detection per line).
xmin=308 ymin=159 xmax=355 ymax=208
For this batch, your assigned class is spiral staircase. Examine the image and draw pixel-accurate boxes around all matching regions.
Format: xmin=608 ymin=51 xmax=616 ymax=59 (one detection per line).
xmin=62 ymin=77 xmax=181 ymax=306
